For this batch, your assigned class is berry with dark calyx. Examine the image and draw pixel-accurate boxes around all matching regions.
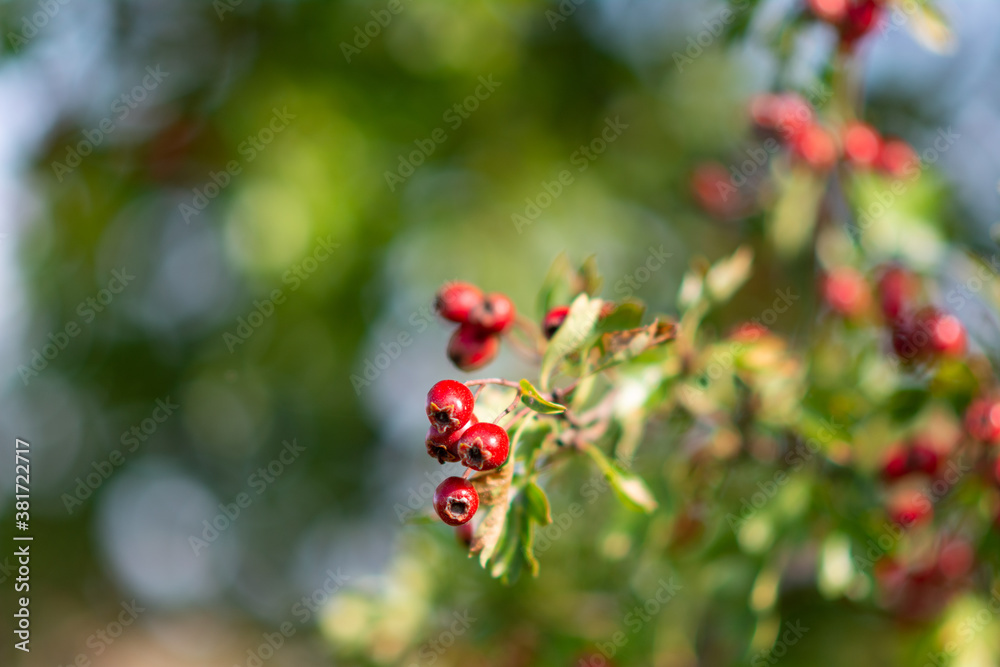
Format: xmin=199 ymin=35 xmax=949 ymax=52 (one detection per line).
xmin=457 ymin=422 xmax=510 ymax=471
xmin=469 ymin=292 xmax=516 ymax=334
xmin=447 ymin=325 xmax=499 ymax=371
xmin=842 ymin=121 xmax=882 ymax=168
xmin=426 ymin=379 xmax=475 ymax=435
xmin=542 ymin=305 xmax=570 ymax=340
xmin=917 ymin=308 xmax=966 ymax=357
xmin=823 ymin=267 xmax=871 ymax=318
xmin=965 ymin=398 xmax=1000 ymax=444
xmin=877 ymin=265 xmax=918 ymax=322
xmin=435 ymin=282 xmax=483 ymax=323
xmin=890 ymin=316 xmax=929 ymax=363
xmin=426 ymin=415 xmax=478 ymax=464
xmin=433 ymin=476 xmax=479 ymax=526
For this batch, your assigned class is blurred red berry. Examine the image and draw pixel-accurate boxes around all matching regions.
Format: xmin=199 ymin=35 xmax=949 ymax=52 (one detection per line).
xmin=965 ymin=398 xmax=1000 ymax=444
xmin=823 ymin=267 xmax=870 ymax=317
xmin=877 ymin=265 xmax=918 ymax=322
xmin=842 ymin=121 xmax=882 ymax=168
xmin=881 ymin=444 xmax=910 ymax=480
xmin=889 ymin=489 xmax=932 ymax=528
xmin=840 ymin=0 xmax=882 ymax=44
xmin=691 ymin=162 xmax=743 ymax=219
xmin=937 ymin=539 xmax=974 ymax=580
xmin=468 ymin=292 xmax=516 ymax=334
xmin=877 ymin=139 xmax=919 ymax=179
xmin=792 ymin=124 xmax=838 ymax=170
xmin=455 ymin=521 xmax=474 ymax=547
xmin=917 ymin=308 xmax=966 ymax=357
xmin=542 ymin=305 xmax=570 ymax=340
xmin=909 ymin=441 xmax=940 ymax=476
xmin=808 ymin=0 xmax=848 ymax=23
xmin=730 ymin=322 xmax=769 ymax=342
xmin=435 ymin=282 xmax=483 ymax=323
xmin=447 ymin=325 xmax=499 ymax=371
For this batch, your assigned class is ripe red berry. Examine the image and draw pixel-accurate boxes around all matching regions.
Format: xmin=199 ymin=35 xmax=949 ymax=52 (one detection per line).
xmin=937 ymin=539 xmax=974 ymax=580
xmin=965 ymin=398 xmax=1000 ymax=444
xmin=542 ymin=305 xmax=570 ymax=340
xmin=888 ymin=489 xmax=932 ymax=528
xmin=455 ymin=521 xmax=474 ymax=547
xmin=426 ymin=379 xmax=475 ymax=435
xmin=750 ymin=93 xmax=813 ymax=141
xmin=842 ymin=121 xmax=882 ymax=168
xmin=881 ymin=444 xmax=910 ymax=480
xmin=433 ymin=476 xmax=479 ymax=526
xmin=426 ymin=415 xmax=478 ymax=464
xmin=447 ymin=325 xmax=499 ymax=371
xmin=469 ymin=292 xmax=516 ymax=334
xmin=691 ymin=162 xmax=742 ymax=219
xmin=457 ymin=422 xmax=510 ymax=471
xmin=823 ymin=267 xmax=870 ymax=317
xmin=435 ymin=282 xmax=483 ymax=323
xmin=877 ymin=265 xmax=918 ymax=322
xmin=909 ymin=440 xmax=940 ymax=476
xmin=917 ymin=308 xmax=966 ymax=357
xmin=840 ymin=0 xmax=882 ymax=44
xmin=809 ymin=0 xmax=848 ymax=23
xmin=792 ymin=124 xmax=838 ymax=170
xmin=877 ymin=139 xmax=918 ymax=179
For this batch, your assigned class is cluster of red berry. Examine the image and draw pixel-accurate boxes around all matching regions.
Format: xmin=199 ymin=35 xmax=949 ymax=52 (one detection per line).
xmin=435 ymin=282 xmax=516 ymax=371
xmin=806 ymin=0 xmax=886 ymax=45
xmin=876 ymin=537 xmax=975 ymax=622
xmin=424 ymin=379 xmax=510 ymax=526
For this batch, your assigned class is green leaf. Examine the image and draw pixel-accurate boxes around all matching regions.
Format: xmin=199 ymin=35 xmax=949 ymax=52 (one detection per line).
xmin=595 ymin=299 xmax=645 ymax=334
xmin=540 ymin=293 xmax=603 ymax=390
xmin=582 ymin=443 xmax=658 ymax=513
xmin=524 ymin=481 xmax=552 ymax=525
xmin=519 ymin=378 xmax=566 ymax=414
xmin=592 ymin=319 xmax=676 ymax=372
xmin=579 ymin=255 xmax=603 ymax=296
xmin=537 ymin=252 xmax=576 ymax=317
xmin=705 ymin=245 xmax=754 ymax=303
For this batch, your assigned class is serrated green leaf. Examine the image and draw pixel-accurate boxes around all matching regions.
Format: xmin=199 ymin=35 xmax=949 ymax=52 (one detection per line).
xmin=519 ymin=378 xmax=566 ymax=414
xmin=582 ymin=443 xmax=658 ymax=513
xmin=524 ymin=481 xmax=552 ymax=525
xmin=541 ymin=293 xmax=603 ymax=390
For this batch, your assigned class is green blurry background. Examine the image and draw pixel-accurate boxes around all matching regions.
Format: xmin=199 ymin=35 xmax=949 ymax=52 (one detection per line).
xmin=1 ymin=0 xmax=999 ymax=665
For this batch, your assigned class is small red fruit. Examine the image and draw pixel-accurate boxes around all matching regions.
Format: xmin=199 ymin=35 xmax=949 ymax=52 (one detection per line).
xmin=877 ymin=265 xmax=917 ymax=322
xmin=888 ymin=489 xmax=932 ymax=528
xmin=965 ymin=398 xmax=1000 ymax=444
xmin=877 ymin=139 xmax=918 ymax=179
xmin=455 ymin=521 xmax=474 ymax=546
xmin=792 ymin=124 xmax=838 ymax=170
xmin=426 ymin=415 xmax=478 ymax=464
xmin=909 ymin=441 xmax=940 ymax=476
xmin=433 ymin=477 xmax=479 ymax=526
xmin=823 ymin=267 xmax=870 ymax=317
xmin=773 ymin=94 xmax=814 ymax=140
xmin=937 ymin=539 xmax=974 ymax=580
xmin=469 ymin=293 xmax=516 ymax=334
xmin=457 ymin=422 xmax=510 ymax=471
xmin=542 ymin=305 xmax=570 ymax=340
xmin=426 ymin=379 xmax=475 ymax=435
xmin=435 ymin=282 xmax=483 ymax=323
xmin=809 ymin=0 xmax=848 ymax=23
xmin=881 ymin=444 xmax=910 ymax=480
xmin=917 ymin=308 xmax=966 ymax=357
xmin=691 ymin=162 xmax=742 ymax=219
xmin=840 ymin=0 xmax=882 ymax=44
xmin=842 ymin=122 xmax=882 ymax=168
xmin=447 ymin=325 xmax=499 ymax=371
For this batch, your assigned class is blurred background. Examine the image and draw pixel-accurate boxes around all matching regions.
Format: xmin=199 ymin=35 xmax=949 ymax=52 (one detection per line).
xmin=1 ymin=0 xmax=999 ymax=665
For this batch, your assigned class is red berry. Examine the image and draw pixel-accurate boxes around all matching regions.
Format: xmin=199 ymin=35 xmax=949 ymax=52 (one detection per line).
xmin=691 ymin=162 xmax=742 ymax=219
xmin=842 ymin=121 xmax=882 ymax=168
xmin=792 ymin=124 xmax=838 ymax=170
xmin=881 ymin=444 xmax=910 ymax=480
xmin=965 ymin=398 xmax=1000 ymax=444
xmin=426 ymin=379 xmax=475 ymax=435
xmin=840 ymin=0 xmax=882 ymax=43
xmin=447 ymin=325 xmax=499 ymax=371
xmin=888 ymin=489 xmax=932 ymax=528
xmin=542 ymin=305 xmax=570 ymax=340
xmin=877 ymin=265 xmax=917 ymax=322
xmin=877 ymin=139 xmax=918 ymax=179
xmin=435 ymin=282 xmax=483 ymax=323
xmin=809 ymin=0 xmax=848 ymax=23
xmin=909 ymin=441 xmax=940 ymax=476
xmin=773 ymin=94 xmax=814 ymax=140
xmin=468 ymin=292 xmax=516 ymax=334
xmin=823 ymin=267 xmax=870 ymax=317
xmin=729 ymin=322 xmax=769 ymax=342
xmin=455 ymin=521 xmax=474 ymax=547
xmin=937 ymin=539 xmax=974 ymax=580
xmin=433 ymin=477 xmax=479 ymax=526
xmin=426 ymin=415 xmax=478 ymax=464
xmin=457 ymin=422 xmax=510 ymax=471
xmin=917 ymin=308 xmax=966 ymax=357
